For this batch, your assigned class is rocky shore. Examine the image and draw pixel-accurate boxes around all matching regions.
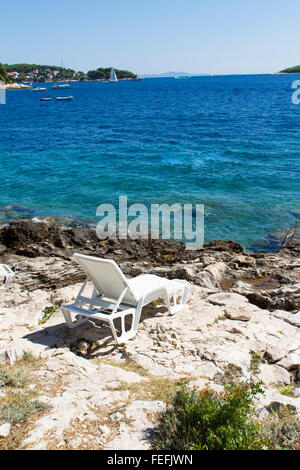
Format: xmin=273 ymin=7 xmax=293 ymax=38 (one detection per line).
xmin=0 ymin=220 xmax=299 ymax=449
xmin=0 ymin=83 xmax=32 ymax=90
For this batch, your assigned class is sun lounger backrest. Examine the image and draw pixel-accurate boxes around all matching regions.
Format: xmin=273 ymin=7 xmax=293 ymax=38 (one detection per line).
xmin=73 ymin=253 xmax=137 ymax=305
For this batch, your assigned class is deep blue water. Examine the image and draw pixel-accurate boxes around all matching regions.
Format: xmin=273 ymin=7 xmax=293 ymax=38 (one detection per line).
xmin=0 ymin=75 xmax=299 ymax=250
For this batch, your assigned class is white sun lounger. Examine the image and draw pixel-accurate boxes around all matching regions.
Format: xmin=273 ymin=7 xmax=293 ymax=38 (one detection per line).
xmin=0 ymin=264 xmax=14 ymax=290
xmin=61 ymin=253 xmax=189 ymax=343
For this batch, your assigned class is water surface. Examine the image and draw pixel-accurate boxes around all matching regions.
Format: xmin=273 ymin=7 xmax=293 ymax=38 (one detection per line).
xmin=0 ymin=75 xmax=299 ymax=250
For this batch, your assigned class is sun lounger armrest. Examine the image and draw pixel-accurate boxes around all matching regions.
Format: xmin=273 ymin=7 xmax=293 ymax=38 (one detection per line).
xmin=138 ymin=286 xmax=169 ymax=307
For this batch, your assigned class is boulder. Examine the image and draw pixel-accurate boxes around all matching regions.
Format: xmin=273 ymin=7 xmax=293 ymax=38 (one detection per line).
xmin=204 ymin=262 xmax=228 ymax=284
xmin=258 ymin=364 xmax=291 ymax=386
xmin=272 ymin=310 xmax=300 ymax=327
xmin=224 ymin=306 xmax=251 ymax=321
xmin=207 ymin=292 xmax=249 ymax=308
xmin=204 ymin=240 xmax=243 ymax=253
xmin=0 ymin=220 xmax=50 ymax=249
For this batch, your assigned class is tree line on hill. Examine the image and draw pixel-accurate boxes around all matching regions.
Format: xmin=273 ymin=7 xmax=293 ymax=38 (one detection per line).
xmin=0 ymin=63 xmax=137 ymax=82
xmin=4 ymin=64 xmax=84 ymax=82
xmin=86 ymin=67 xmax=137 ymax=80
xmin=279 ymin=65 xmax=300 ymax=73
xmin=0 ymin=63 xmax=10 ymax=83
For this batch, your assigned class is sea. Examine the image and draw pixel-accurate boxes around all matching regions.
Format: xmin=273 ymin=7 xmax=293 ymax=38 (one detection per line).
xmin=0 ymin=75 xmax=299 ymax=251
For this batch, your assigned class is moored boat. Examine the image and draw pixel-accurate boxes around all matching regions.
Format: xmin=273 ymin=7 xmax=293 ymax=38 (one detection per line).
xmin=52 ymin=83 xmax=70 ymax=88
xmin=56 ymin=96 xmax=73 ymax=101
xmin=174 ymin=75 xmax=191 ymax=79
xmin=31 ymin=87 xmax=47 ymax=91
xmin=53 ymin=60 xmax=71 ymax=88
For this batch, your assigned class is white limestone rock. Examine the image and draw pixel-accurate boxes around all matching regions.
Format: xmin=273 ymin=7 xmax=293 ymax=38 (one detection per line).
xmin=258 ymin=364 xmax=291 ymax=386
xmin=207 ymin=292 xmax=250 ymax=308
xmin=0 ymin=423 xmax=11 ymax=438
xmin=224 ymin=306 xmax=251 ymax=321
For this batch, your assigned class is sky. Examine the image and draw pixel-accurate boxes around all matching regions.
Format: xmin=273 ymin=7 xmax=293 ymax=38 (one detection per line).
xmin=2 ymin=0 xmax=300 ymax=75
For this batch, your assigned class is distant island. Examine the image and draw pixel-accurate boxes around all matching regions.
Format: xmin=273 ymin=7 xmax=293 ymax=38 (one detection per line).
xmin=87 ymin=67 xmax=137 ymax=81
xmin=141 ymin=71 xmax=208 ymax=78
xmin=2 ymin=63 xmax=137 ymax=83
xmin=278 ymin=65 xmax=300 ymax=74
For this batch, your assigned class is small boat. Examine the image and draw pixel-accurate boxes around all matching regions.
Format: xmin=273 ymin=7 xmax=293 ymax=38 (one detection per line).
xmin=174 ymin=75 xmax=191 ymax=80
xmin=40 ymin=97 xmax=52 ymax=101
xmin=109 ymin=67 xmax=118 ymax=82
xmin=31 ymin=87 xmax=47 ymax=91
xmin=56 ymin=96 xmax=73 ymax=101
xmin=52 ymin=83 xmax=70 ymax=88
xmin=53 ymin=59 xmax=71 ymax=88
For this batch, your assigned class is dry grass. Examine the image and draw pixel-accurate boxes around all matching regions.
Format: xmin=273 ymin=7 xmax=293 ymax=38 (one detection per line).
xmin=97 ymin=358 xmax=188 ymax=402
xmin=109 ymin=376 xmax=182 ymax=403
xmin=43 ymin=405 xmax=122 ymax=450
xmin=100 ymin=358 xmax=149 ymax=377
xmin=261 ymin=409 xmax=300 ymax=450
xmin=0 ymin=353 xmax=51 ymax=450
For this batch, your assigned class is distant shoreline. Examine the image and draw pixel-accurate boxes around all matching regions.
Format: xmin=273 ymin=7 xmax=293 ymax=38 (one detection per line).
xmin=0 ymin=83 xmax=32 ymax=90
xmin=0 ymin=78 xmax=139 ymax=90
xmin=3 ymin=74 xmax=300 ymax=91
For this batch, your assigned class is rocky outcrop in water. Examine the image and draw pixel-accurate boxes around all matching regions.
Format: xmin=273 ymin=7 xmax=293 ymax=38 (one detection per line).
xmin=1 ymin=220 xmax=299 ymax=312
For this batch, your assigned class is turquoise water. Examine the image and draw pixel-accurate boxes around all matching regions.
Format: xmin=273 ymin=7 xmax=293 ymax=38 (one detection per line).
xmin=0 ymin=75 xmax=299 ymax=250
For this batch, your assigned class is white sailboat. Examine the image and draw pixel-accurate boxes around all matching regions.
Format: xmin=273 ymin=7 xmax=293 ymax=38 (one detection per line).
xmin=109 ymin=67 xmax=118 ymax=82
xmin=52 ymin=59 xmax=71 ymax=88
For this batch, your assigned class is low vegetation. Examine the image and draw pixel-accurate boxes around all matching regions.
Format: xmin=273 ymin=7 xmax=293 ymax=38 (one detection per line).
xmin=152 ymin=382 xmax=267 ymax=450
xmin=0 ymin=353 xmax=51 ymax=450
xmin=152 ymin=380 xmax=300 ymax=450
xmin=104 ymin=359 xmax=149 ymax=377
xmin=278 ymin=384 xmax=295 ymax=397
xmin=118 ymin=377 xmax=182 ymax=403
xmin=0 ymin=368 xmax=30 ymax=388
xmin=261 ymin=408 xmax=300 ymax=450
xmin=249 ymin=351 xmax=263 ymax=375
xmin=1 ymin=393 xmax=50 ymax=426
xmin=39 ymin=304 xmax=60 ymax=325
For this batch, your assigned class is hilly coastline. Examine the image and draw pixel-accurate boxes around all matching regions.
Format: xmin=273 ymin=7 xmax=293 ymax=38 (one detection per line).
xmin=2 ymin=63 xmax=137 ymax=82
xmin=279 ymin=65 xmax=300 ymax=74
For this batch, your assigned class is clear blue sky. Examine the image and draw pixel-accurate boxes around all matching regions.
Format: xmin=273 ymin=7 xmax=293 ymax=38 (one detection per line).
xmin=2 ymin=0 xmax=300 ymax=75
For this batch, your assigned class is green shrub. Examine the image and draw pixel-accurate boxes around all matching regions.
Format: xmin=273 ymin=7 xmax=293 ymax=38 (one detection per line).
xmin=249 ymin=351 xmax=262 ymax=375
xmin=278 ymin=385 xmax=294 ymax=397
xmin=39 ymin=304 xmax=59 ymax=325
xmin=152 ymin=382 xmax=267 ymax=450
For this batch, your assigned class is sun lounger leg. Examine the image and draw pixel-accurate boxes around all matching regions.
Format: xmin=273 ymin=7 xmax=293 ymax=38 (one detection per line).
xmin=165 ymin=285 xmax=189 ymax=315
xmin=61 ymin=307 xmax=88 ymax=329
xmin=108 ymin=308 xmax=137 ymax=344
